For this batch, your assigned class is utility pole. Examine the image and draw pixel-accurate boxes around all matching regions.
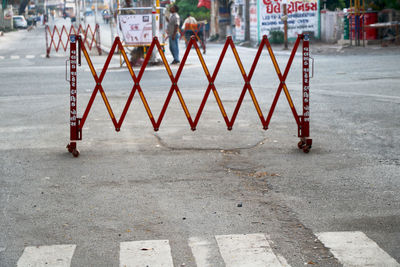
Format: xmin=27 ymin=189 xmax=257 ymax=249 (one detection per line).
xmin=94 ymin=0 xmax=98 ymax=25
xmin=76 ymin=0 xmax=80 ymax=26
xmin=282 ymin=0 xmax=288 ymax=49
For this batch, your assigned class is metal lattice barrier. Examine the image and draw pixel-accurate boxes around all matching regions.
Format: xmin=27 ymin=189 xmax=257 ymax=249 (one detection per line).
xmin=45 ymin=24 xmax=102 ymax=58
xmin=66 ymin=34 xmax=313 ymax=157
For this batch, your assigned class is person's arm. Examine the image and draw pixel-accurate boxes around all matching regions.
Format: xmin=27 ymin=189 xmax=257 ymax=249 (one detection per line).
xmin=172 ymin=15 xmax=179 ymax=40
xmin=172 ymin=23 xmax=178 ymax=40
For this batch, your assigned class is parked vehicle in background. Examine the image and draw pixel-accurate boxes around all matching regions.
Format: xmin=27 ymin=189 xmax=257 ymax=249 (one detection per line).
xmin=102 ymin=9 xmax=112 ymax=23
xmin=12 ymin=16 xmax=28 ymax=29
xmin=84 ymin=8 xmax=94 ymax=16
xmin=27 ymin=14 xmax=39 ymax=26
xmin=63 ymin=5 xmax=76 ymax=22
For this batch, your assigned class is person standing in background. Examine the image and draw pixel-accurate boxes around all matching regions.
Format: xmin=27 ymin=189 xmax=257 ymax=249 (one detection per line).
xmin=166 ymin=4 xmax=180 ymax=64
xmin=183 ymin=14 xmax=198 ymax=42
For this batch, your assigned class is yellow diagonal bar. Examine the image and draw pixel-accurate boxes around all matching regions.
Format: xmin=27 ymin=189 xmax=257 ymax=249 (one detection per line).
xmin=195 ymin=47 xmax=209 ymax=77
xmin=176 ymin=90 xmax=191 ymax=119
xmin=248 ymin=89 xmax=263 ymax=118
xmin=267 ymin=46 xmax=281 ymax=75
xmin=82 ymin=48 xmax=97 ymax=78
xmin=158 ymin=47 xmax=172 ymax=77
xmin=212 ymin=89 xmax=227 ymax=118
xmin=139 ymin=91 xmax=154 ymax=119
xmin=282 ymin=83 xmax=294 ymax=108
xmin=101 ymin=91 xmax=115 ymax=119
xmin=232 ymin=47 xmax=245 ymax=76
xmin=120 ymin=48 xmax=135 ymax=78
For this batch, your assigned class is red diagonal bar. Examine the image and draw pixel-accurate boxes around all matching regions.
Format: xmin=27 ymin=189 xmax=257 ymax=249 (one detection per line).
xmin=115 ymin=38 xmax=157 ymax=130
xmin=140 ymin=38 xmax=175 ymax=129
xmin=151 ymin=38 xmax=195 ymax=129
xmin=79 ymin=37 xmax=119 ymax=129
xmin=190 ymin=37 xmax=219 ymax=128
xmin=55 ymin=26 xmax=63 ymax=52
xmin=86 ymin=25 xmax=93 ymax=50
xmin=265 ymin=35 xmax=301 ymax=128
xmin=203 ymin=38 xmax=232 ymax=129
xmin=227 ymin=37 xmax=266 ymax=129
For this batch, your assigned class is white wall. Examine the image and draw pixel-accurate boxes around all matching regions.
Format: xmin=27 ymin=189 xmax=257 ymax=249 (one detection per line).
xmin=321 ymin=10 xmax=344 ymax=43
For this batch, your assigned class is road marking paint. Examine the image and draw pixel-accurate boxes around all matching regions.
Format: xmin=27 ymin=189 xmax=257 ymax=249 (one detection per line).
xmin=25 ymin=55 xmax=35 ymax=59
xmin=0 ymin=56 xmax=4 ymax=60
xmin=120 ymin=240 xmax=174 ymax=267
xmin=17 ymin=244 xmax=76 ymax=267
xmin=10 ymin=55 xmax=20 ymax=59
xmin=40 ymin=54 xmax=46 ymax=58
xmin=189 ymin=237 xmax=213 ymax=267
xmin=317 ymin=231 xmax=400 ymax=267
xmin=215 ymin=233 xmax=290 ymax=267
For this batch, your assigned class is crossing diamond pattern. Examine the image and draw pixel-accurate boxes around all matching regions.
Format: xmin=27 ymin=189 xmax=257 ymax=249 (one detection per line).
xmin=45 ymin=24 xmax=102 ymax=57
xmin=67 ymin=34 xmax=312 ymax=156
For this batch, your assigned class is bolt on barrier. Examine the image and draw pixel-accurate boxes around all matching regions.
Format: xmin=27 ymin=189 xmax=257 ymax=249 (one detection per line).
xmin=66 ymin=34 xmax=313 ymax=157
xmin=45 ymin=24 xmax=102 ymax=58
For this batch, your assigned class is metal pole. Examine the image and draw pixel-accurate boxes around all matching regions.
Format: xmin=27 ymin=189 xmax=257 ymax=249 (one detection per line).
xmin=74 ymin=0 xmax=79 ymax=26
xmin=149 ymin=0 xmax=160 ymax=64
xmin=109 ymin=0 xmax=114 ymax=41
xmin=94 ymin=0 xmax=98 ymax=25
xmin=283 ymin=2 xmax=288 ymax=50
xmin=152 ymin=0 xmax=156 ymax=39
xmin=83 ymin=0 xmax=86 ymax=27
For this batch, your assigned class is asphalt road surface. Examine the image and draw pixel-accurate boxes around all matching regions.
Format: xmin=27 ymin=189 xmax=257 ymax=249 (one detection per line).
xmin=0 ymin=24 xmax=399 ymax=267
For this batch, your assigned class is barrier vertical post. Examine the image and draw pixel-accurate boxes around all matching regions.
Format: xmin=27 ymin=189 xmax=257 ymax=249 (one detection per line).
xmin=96 ymin=24 xmax=102 ymax=55
xmin=45 ymin=26 xmax=50 ymax=58
xmin=298 ymin=34 xmax=312 ymax=152
xmin=302 ymin=34 xmax=310 ymax=137
xmin=67 ymin=34 xmax=80 ymax=157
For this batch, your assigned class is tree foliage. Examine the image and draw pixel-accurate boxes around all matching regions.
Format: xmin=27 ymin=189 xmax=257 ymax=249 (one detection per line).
xmin=324 ymin=0 xmax=400 ymax=10
xmin=175 ymin=0 xmax=210 ymax=21
xmin=367 ymin=0 xmax=400 ymax=9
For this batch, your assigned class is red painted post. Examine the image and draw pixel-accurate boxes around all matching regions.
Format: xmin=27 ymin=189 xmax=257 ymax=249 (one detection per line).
xmin=302 ymin=34 xmax=310 ymax=137
xmin=298 ymin=33 xmax=312 ymax=152
xmin=96 ymin=24 xmax=102 ymax=55
xmin=67 ymin=34 xmax=79 ymax=157
xmin=45 ymin=25 xmax=50 ymax=58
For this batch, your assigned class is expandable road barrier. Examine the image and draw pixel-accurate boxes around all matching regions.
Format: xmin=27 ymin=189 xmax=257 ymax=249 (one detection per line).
xmin=179 ymin=23 xmax=206 ymax=54
xmin=66 ymin=34 xmax=313 ymax=157
xmin=45 ymin=24 xmax=102 ymax=58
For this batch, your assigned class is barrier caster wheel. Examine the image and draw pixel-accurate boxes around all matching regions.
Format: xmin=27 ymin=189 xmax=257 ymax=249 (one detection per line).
xmin=72 ymin=149 xmax=80 ymax=157
xmin=302 ymin=145 xmax=310 ymax=153
xmin=298 ymin=140 xmax=305 ymax=149
xmin=67 ymin=144 xmax=74 ymax=153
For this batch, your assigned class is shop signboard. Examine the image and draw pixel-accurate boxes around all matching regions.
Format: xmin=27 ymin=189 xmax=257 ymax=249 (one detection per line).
xmin=257 ymin=0 xmax=320 ymax=41
xmin=118 ymin=14 xmax=154 ymax=45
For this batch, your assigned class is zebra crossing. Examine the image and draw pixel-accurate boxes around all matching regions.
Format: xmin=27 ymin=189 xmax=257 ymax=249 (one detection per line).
xmin=15 ymin=231 xmax=400 ymax=267
xmin=0 ymin=54 xmax=67 ymax=60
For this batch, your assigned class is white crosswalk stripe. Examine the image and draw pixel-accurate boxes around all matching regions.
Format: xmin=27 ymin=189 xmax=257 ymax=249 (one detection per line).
xmin=17 ymin=244 xmax=76 ymax=267
xmin=317 ymin=231 xmax=400 ymax=267
xmin=189 ymin=237 xmax=214 ymax=267
xmin=0 ymin=55 xmax=42 ymax=60
xmin=119 ymin=240 xmax=174 ymax=267
xmin=14 ymin=231 xmax=400 ymax=266
xmin=215 ymin=233 xmax=290 ymax=267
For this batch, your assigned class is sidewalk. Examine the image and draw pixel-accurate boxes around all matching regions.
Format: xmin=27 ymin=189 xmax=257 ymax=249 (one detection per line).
xmin=85 ymin=15 xmax=400 ymax=59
